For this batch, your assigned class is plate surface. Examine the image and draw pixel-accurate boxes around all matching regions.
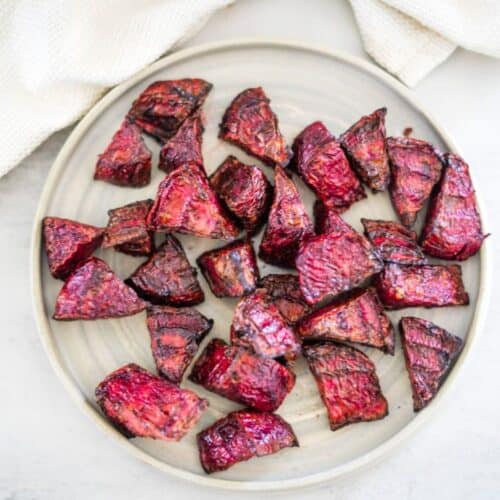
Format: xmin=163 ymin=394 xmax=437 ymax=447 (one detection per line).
xmin=31 ymin=40 xmax=489 ymax=491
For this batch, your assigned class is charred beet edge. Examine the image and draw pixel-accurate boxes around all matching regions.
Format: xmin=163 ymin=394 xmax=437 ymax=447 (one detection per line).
xmin=400 ymin=317 xmax=463 ymax=411
xmin=197 ymin=239 xmax=260 ymax=298
xmin=147 ymin=305 xmax=213 ymax=384
xmin=43 ymin=217 xmax=104 ymax=280
xmin=292 ymin=121 xmax=365 ymax=212
xmin=197 ymin=410 xmax=298 ymax=473
xmin=376 ymin=263 xmax=469 ymax=309
xmin=95 ymin=363 xmax=207 ymax=441
xmin=420 ymin=153 xmax=486 ymax=261
xmin=53 ymin=257 xmax=146 ymax=320
xmin=304 ymin=342 xmax=388 ymax=430
xmin=94 ymin=119 xmax=152 ymax=187
xmin=128 ymin=79 xmax=212 ymax=142
xmin=189 ymin=339 xmax=295 ymax=412
xmin=219 ymin=87 xmax=292 ymax=167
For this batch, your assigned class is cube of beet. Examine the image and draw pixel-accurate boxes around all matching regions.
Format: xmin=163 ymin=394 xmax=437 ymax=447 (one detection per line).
xmin=126 ymin=235 xmax=204 ymax=306
xmin=197 ymin=410 xmax=298 ymax=473
xmin=94 ymin=119 xmax=152 ymax=187
xmin=197 ymin=240 xmax=259 ymax=298
xmin=53 ymin=257 xmax=146 ymax=320
xmin=189 ymin=339 xmax=295 ymax=412
xmin=43 ymin=217 xmax=104 ymax=280
xmin=147 ymin=305 xmax=213 ymax=384
xmin=219 ymin=87 xmax=292 ymax=167
xmin=95 ymin=363 xmax=207 ymax=441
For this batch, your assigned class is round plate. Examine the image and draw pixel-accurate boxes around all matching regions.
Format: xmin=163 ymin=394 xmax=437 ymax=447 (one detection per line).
xmin=31 ymin=40 xmax=490 ymax=491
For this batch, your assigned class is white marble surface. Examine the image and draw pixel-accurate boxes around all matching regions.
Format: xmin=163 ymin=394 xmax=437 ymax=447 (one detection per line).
xmin=1 ymin=0 xmax=498 ymax=498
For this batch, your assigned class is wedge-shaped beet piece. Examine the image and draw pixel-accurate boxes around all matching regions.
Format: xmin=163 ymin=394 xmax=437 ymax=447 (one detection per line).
xmin=421 ymin=153 xmax=486 ymax=260
xmin=376 ymin=263 xmax=469 ymax=309
xmin=95 ymin=363 xmax=207 ymax=441
xmin=53 ymin=257 xmax=146 ymax=320
xmin=198 ymin=410 xmax=298 ymax=473
xmin=43 ymin=217 xmax=104 ymax=280
xmin=340 ymin=108 xmax=390 ymax=191
xmin=298 ymin=288 xmax=395 ymax=354
xmin=387 ymin=137 xmax=442 ymax=226
xmin=230 ymin=289 xmax=301 ymax=361
xmin=219 ymin=87 xmax=291 ymax=167
xmin=210 ymin=156 xmax=272 ymax=234
xmin=189 ymin=339 xmax=295 ymax=412
xmin=94 ymin=119 xmax=152 ymax=187
xmin=128 ymin=79 xmax=212 ymax=142
xmin=147 ymin=162 xmax=239 ymax=239
xmin=197 ymin=240 xmax=259 ymax=298
xmin=361 ymin=218 xmax=427 ymax=265
xmin=400 ymin=317 xmax=463 ymax=411
xmin=147 ymin=306 xmax=213 ymax=384
xmin=292 ymin=121 xmax=365 ymax=212
xmin=126 ymin=235 xmax=203 ymax=306
xmin=259 ymin=166 xmax=313 ymax=267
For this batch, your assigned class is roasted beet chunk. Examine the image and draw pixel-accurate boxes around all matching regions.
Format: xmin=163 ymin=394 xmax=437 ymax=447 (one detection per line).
xmin=420 ymin=153 xmax=486 ymax=260
xmin=259 ymin=166 xmax=313 ymax=267
xmin=189 ymin=339 xmax=295 ymax=412
xmin=197 ymin=240 xmax=259 ymax=298
xmin=387 ymin=137 xmax=442 ymax=226
xmin=53 ymin=257 xmax=146 ymax=320
xmin=361 ymin=218 xmax=427 ymax=265
xmin=292 ymin=121 xmax=365 ymax=212
xmin=210 ymin=156 xmax=272 ymax=234
xmin=297 ymin=288 xmax=395 ymax=354
xmin=147 ymin=163 xmax=239 ymax=239
xmin=400 ymin=317 xmax=463 ymax=411
xmin=230 ymin=289 xmax=301 ymax=361
xmin=94 ymin=119 xmax=152 ymax=187
xmin=147 ymin=306 xmax=213 ymax=384
xmin=219 ymin=87 xmax=291 ymax=167
xmin=126 ymin=235 xmax=204 ymax=306
xmin=128 ymin=79 xmax=212 ymax=142
xmin=95 ymin=363 xmax=207 ymax=441
xmin=376 ymin=263 xmax=469 ymax=309
xmin=340 ymin=108 xmax=390 ymax=191
xmin=198 ymin=410 xmax=298 ymax=473
xmin=304 ymin=343 xmax=388 ymax=430
xmin=43 ymin=217 xmax=104 ymax=280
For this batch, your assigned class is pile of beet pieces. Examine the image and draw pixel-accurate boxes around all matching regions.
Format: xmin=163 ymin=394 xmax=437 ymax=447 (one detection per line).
xmin=43 ymin=79 xmax=487 ymax=474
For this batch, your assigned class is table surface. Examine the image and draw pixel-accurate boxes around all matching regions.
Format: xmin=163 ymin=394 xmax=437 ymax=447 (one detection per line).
xmin=2 ymin=1 xmax=499 ymax=499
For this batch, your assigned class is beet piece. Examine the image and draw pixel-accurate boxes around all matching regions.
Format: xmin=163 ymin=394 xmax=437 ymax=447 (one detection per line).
xmin=95 ymin=363 xmax=207 ymax=441
xmin=147 ymin=162 xmax=239 ymax=240
xmin=189 ymin=339 xmax=295 ymax=412
xmin=126 ymin=235 xmax=204 ymax=306
xmin=94 ymin=119 xmax=152 ymax=187
xmin=420 ymin=153 xmax=486 ymax=260
xmin=376 ymin=263 xmax=469 ymax=309
xmin=292 ymin=121 xmax=365 ymax=212
xmin=303 ymin=342 xmax=388 ymax=430
xmin=197 ymin=240 xmax=259 ymax=298
xmin=53 ymin=257 xmax=146 ymax=320
xmin=400 ymin=317 xmax=463 ymax=411
xmin=361 ymin=218 xmax=427 ymax=265
xmin=259 ymin=166 xmax=313 ymax=267
xmin=219 ymin=87 xmax=292 ymax=167
xmin=43 ymin=217 xmax=104 ymax=280
xmin=210 ymin=156 xmax=272 ymax=234
xmin=387 ymin=137 xmax=443 ymax=227
xmin=128 ymin=79 xmax=212 ymax=142
xmin=230 ymin=289 xmax=301 ymax=361
xmin=147 ymin=305 xmax=213 ymax=384
xmin=197 ymin=410 xmax=298 ymax=473
xmin=297 ymin=288 xmax=395 ymax=354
